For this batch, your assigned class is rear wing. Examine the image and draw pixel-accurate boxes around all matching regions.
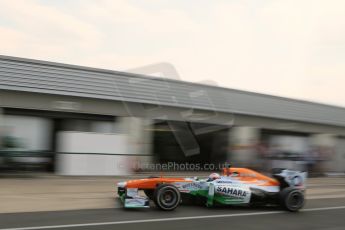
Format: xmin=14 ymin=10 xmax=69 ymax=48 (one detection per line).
xmin=273 ymin=169 xmax=307 ymax=189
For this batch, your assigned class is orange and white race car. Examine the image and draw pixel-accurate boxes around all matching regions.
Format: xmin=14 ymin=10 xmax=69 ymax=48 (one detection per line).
xmin=117 ymin=166 xmax=307 ymax=212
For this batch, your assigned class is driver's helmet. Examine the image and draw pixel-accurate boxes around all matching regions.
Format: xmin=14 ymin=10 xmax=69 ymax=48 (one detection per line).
xmin=208 ymin=173 xmax=221 ymax=181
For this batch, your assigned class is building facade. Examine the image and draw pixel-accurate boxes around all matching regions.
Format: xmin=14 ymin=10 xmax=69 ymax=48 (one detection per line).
xmin=0 ymin=55 xmax=344 ymax=175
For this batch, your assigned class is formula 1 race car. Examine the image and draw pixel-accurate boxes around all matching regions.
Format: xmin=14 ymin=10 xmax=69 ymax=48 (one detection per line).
xmin=117 ymin=166 xmax=307 ymax=212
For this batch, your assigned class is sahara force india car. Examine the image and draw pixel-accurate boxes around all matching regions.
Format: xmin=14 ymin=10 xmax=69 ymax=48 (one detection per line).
xmin=117 ymin=166 xmax=307 ymax=212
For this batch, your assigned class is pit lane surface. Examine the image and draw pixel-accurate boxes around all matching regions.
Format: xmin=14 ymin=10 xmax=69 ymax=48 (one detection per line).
xmin=0 ymin=198 xmax=345 ymax=230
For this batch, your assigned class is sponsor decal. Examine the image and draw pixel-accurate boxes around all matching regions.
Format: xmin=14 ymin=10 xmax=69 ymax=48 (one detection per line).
xmin=216 ymin=186 xmax=247 ymax=198
xmin=125 ymin=198 xmax=148 ymax=207
xmin=125 ymin=198 xmax=146 ymax=205
xmin=216 ymin=180 xmax=233 ymax=184
xmin=182 ymin=182 xmax=203 ymax=190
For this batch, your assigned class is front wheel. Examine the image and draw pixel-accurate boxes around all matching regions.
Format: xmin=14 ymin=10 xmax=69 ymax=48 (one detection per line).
xmin=153 ymin=184 xmax=181 ymax=211
xmin=280 ymin=187 xmax=305 ymax=212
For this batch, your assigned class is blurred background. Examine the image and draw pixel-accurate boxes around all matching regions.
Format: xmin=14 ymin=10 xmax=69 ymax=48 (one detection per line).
xmin=0 ymin=55 xmax=344 ymax=177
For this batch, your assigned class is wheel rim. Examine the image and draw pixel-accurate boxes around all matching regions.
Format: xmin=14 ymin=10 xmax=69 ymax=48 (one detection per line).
xmin=160 ymin=189 xmax=177 ymax=207
xmin=287 ymin=191 xmax=304 ymax=209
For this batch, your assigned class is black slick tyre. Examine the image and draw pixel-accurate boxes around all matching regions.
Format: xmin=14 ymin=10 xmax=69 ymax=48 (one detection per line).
xmin=280 ymin=187 xmax=305 ymax=212
xmin=153 ymin=184 xmax=181 ymax=211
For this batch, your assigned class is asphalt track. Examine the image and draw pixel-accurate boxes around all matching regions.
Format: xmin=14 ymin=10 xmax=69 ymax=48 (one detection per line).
xmin=0 ymin=197 xmax=345 ymax=230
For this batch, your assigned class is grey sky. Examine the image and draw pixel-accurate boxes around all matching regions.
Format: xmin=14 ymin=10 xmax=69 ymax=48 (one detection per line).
xmin=1 ymin=0 xmax=344 ymax=107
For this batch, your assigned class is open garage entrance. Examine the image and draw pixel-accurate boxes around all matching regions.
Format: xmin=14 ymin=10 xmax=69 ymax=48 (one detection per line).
xmin=152 ymin=120 xmax=230 ymax=168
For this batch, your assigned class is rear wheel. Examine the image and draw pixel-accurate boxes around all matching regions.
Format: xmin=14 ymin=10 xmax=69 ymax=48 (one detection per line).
xmin=153 ymin=184 xmax=181 ymax=211
xmin=280 ymin=187 xmax=305 ymax=212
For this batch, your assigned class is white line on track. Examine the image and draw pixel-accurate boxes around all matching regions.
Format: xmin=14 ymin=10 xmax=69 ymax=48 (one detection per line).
xmin=307 ymin=195 xmax=345 ymax=199
xmin=1 ymin=206 xmax=345 ymax=230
